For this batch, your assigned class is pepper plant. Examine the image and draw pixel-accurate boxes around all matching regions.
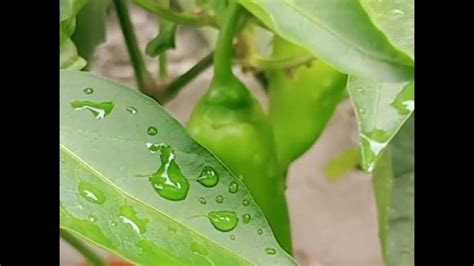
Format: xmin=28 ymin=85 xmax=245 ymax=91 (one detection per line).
xmin=60 ymin=0 xmax=414 ymax=265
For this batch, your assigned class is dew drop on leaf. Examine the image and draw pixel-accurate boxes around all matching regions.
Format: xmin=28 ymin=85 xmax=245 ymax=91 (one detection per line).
xmin=243 ymin=214 xmax=251 ymax=224
xmin=230 ymin=235 xmax=236 ymax=240
xmin=71 ymin=101 xmax=114 ymax=119
xmin=215 ymin=195 xmax=224 ymax=204
xmin=208 ymin=211 xmax=239 ymax=232
xmin=119 ymin=205 xmax=149 ymax=235
xmin=78 ymin=182 xmax=106 ymax=205
xmin=197 ymin=166 xmax=219 ymax=187
xmin=83 ymin=88 xmax=94 ymax=95
xmin=199 ymin=197 xmax=207 ymax=204
xmin=257 ymin=228 xmax=263 ymax=235
xmin=265 ymin=248 xmax=276 ymax=255
xmin=147 ymin=126 xmax=158 ymax=136
xmin=88 ymin=214 xmax=97 ymax=222
xmin=228 ymin=181 xmax=238 ymax=193
xmin=126 ymin=106 xmax=137 ymax=114
xmin=147 ymin=144 xmax=190 ymax=201
xmin=242 ymin=199 xmax=250 ymax=206
xmin=191 ymin=242 xmax=208 ymax=257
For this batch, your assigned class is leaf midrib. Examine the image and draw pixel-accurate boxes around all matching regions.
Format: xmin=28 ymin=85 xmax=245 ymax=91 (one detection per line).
xmin=60 ymin=143 xmax=254 ymax=265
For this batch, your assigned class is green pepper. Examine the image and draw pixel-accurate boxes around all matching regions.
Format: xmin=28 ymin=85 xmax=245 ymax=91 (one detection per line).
xmin=187 ymin=2 xmax=292 ymax=253
xmin=268 ymin=36 xmax=348 ymax=167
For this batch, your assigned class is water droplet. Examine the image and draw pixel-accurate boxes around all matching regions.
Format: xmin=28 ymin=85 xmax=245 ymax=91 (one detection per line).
xmin=242 ymin=199 xmax=250 ymax=206
xmin=392 ymin=9 xmax=405 ymax=16
xmin=265 ymin=248 xmax=276 ymax=255
xmin=230 ymin=235 xmax=236 ymax=240
xmin=147 ymin=126 xmax=158 ymax=136
xmin=199 ymin=197 xmax=207 ymax=204
xmin=208 ymin=211 xmax=239 ymax=232
xmin=148 ymin=144 xmax=190 ymax=201
xmin=228 ymin=182 xmax=238 ymax=193
xmin=243 ymin=214 xmax=251 ymax=224
xmin=119 ymin=205 xmax=149 ymax=235
xmin=83 ymin=88 xmax=94 ymax=95
xmin=110 ymin=220 xmax=118 ymax=227
xmin=197 ymin=166 xmax=219 ymax=187
xmin=126 ymin=106 xmax=137 ymax=114
xmin=215 ymin=195 xmax=224 ymax=204
xmin=257 ymin=228 xmax=263 ymax=235
xmin=88 ymin=214 xmax=97 ymax=222
xmin=78 ymin=182 xmax=106 ymax=205
xmin=191 ymin=242 xmax=208 ymax=257
xmin=71 ymin=101 xmax=114 ymax=119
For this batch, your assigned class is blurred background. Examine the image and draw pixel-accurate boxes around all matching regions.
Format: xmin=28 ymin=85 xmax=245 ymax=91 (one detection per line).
xmin=60 ymin=5 xmax=382 ymax=266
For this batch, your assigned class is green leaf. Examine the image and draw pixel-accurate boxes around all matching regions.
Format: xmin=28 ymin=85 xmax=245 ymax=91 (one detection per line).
xmin=361 ymin=0 xmax=414 ymax=60
xmin=373 ymin=114 xmax=413 ymax=266
xmin=348 ymin=76 xmax=413 ymax=171
xmin=72 ymin=0 xmax=112 ymax=63
xmin=60 ymin=70 xmax=297 ymax=265
xmin=324 ymin=147 xmax=360 ymax=182
xmin=145 ymin=22 xmax=177 ymax=57
xmin=60 ymin=0 xmax=88 ymax=70
xmin=238 ymin=0 xmax=414 ymax=82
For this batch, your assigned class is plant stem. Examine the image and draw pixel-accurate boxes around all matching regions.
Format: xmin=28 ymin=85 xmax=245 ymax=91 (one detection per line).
xmin=158 ymin=0 xmax=170 ymax=80
xmin=114 ymin=0 xmax=156 ymax=93
xmin=159 ymin=52 xmax=214 ymax=103
xmin=60 ymin=229 xmax=106 ymax=266
xmin=132 ymin=0 xmax=217 ymax=28
xmin=213 ymin=1 xmax=242 ymax=82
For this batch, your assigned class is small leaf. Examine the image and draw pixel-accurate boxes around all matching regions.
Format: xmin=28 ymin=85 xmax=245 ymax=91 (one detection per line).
xmin=60 ymin=0 xmax=88 ymax=70
xmin=238 ymin=0 xmax=414 ymax=82
xmin=60 ymin=70 xmax=297 ymax=265
xmin=348 ymin=76 xmax=413 ymax=171
xmin=324 ymin=147 xmax=361 ymax=182
xmin=373 ymin=114 xmax=413 ymax=266
xmin=72 ymin=0 xmax=112 ymax=62
xmin=145 ymin=22 xmax=177 ymax=57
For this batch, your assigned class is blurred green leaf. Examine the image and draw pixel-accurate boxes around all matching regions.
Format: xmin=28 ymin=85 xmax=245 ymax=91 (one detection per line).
xmin=324 ymin=147 xmax=360 ymax=182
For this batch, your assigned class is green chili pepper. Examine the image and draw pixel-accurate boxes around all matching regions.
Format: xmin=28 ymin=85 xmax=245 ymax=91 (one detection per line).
xmin=268 ymin=36 xmax=348 ymax=167
xmin=187 ymin=2 xmax=292 ymax=253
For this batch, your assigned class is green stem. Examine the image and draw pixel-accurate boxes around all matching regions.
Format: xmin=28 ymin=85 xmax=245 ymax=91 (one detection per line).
xmin=133 ymin=0 xmax=217 ymax=28
xmin=60 ymin=229 xmax=106 ymax=266
xmin=158 ymin=0 xmax=170 ymax=80
xmin=213 ymin=1 xmax=242 ymax=82
xmin=114 ymin=0 xmax=155 ymax=93
xmin=159 ymin=52 xmax=214 ymax=103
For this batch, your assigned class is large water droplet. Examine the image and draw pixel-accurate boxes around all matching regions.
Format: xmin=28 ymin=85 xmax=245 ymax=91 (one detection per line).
xmin=243 ymin=214 xmax=251 ymax=224
xmin=228 ymin=182 xmax=238 ymax=193
xmin=78 ymin=182 xmax=106 ymax=205
xmin=71 ymin=101 xmax=114 ymax=119
xmin=147 ymin=126 xmax=158 ymax=136
xmin=208 ymin=211 xmax=239 ymax=232
xmin=242 ymin=199 xmax=250 ymax=206
xmin=199 ymin=197 xmax=207 ymax=204
xmin=148 ymin=144 xmax=190 ymax=201
xmin=119 ymin=205 xmax=149 ymax=235
xmin=215 ymin=195 xmax=224 ymax=204
xmin=126 ymin=106 xmax=137 ymax=114
xmin=197 ymin=166 xmax=219 ymax=187
xmin=146 ymin=142 xmax=165 ymax=154
xmin=360 ymin=131 xmax=389 ymax=172
xmin=265 ymin=248 xmax=276 ymax=255
xmin=83 ymin=88 xmax=94 ymax=95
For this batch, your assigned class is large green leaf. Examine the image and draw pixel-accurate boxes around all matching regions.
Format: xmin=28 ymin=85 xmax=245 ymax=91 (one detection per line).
xmin=348 ymin=76 xmax=413 ymax=171
xmin=361 ymin=0 xmax=414 ymax=59
xmin=60 ymin=0 xmax=88 ymax=70
xmin=373 ymin=114 xmax=414 ymax=266
xmin=238 ymin=0 xmax=414 ymax=82
xmin=60 ymin=70 xmax=297 ymax=265
xmin=72 ymin=0 xmax=112 ymax=63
